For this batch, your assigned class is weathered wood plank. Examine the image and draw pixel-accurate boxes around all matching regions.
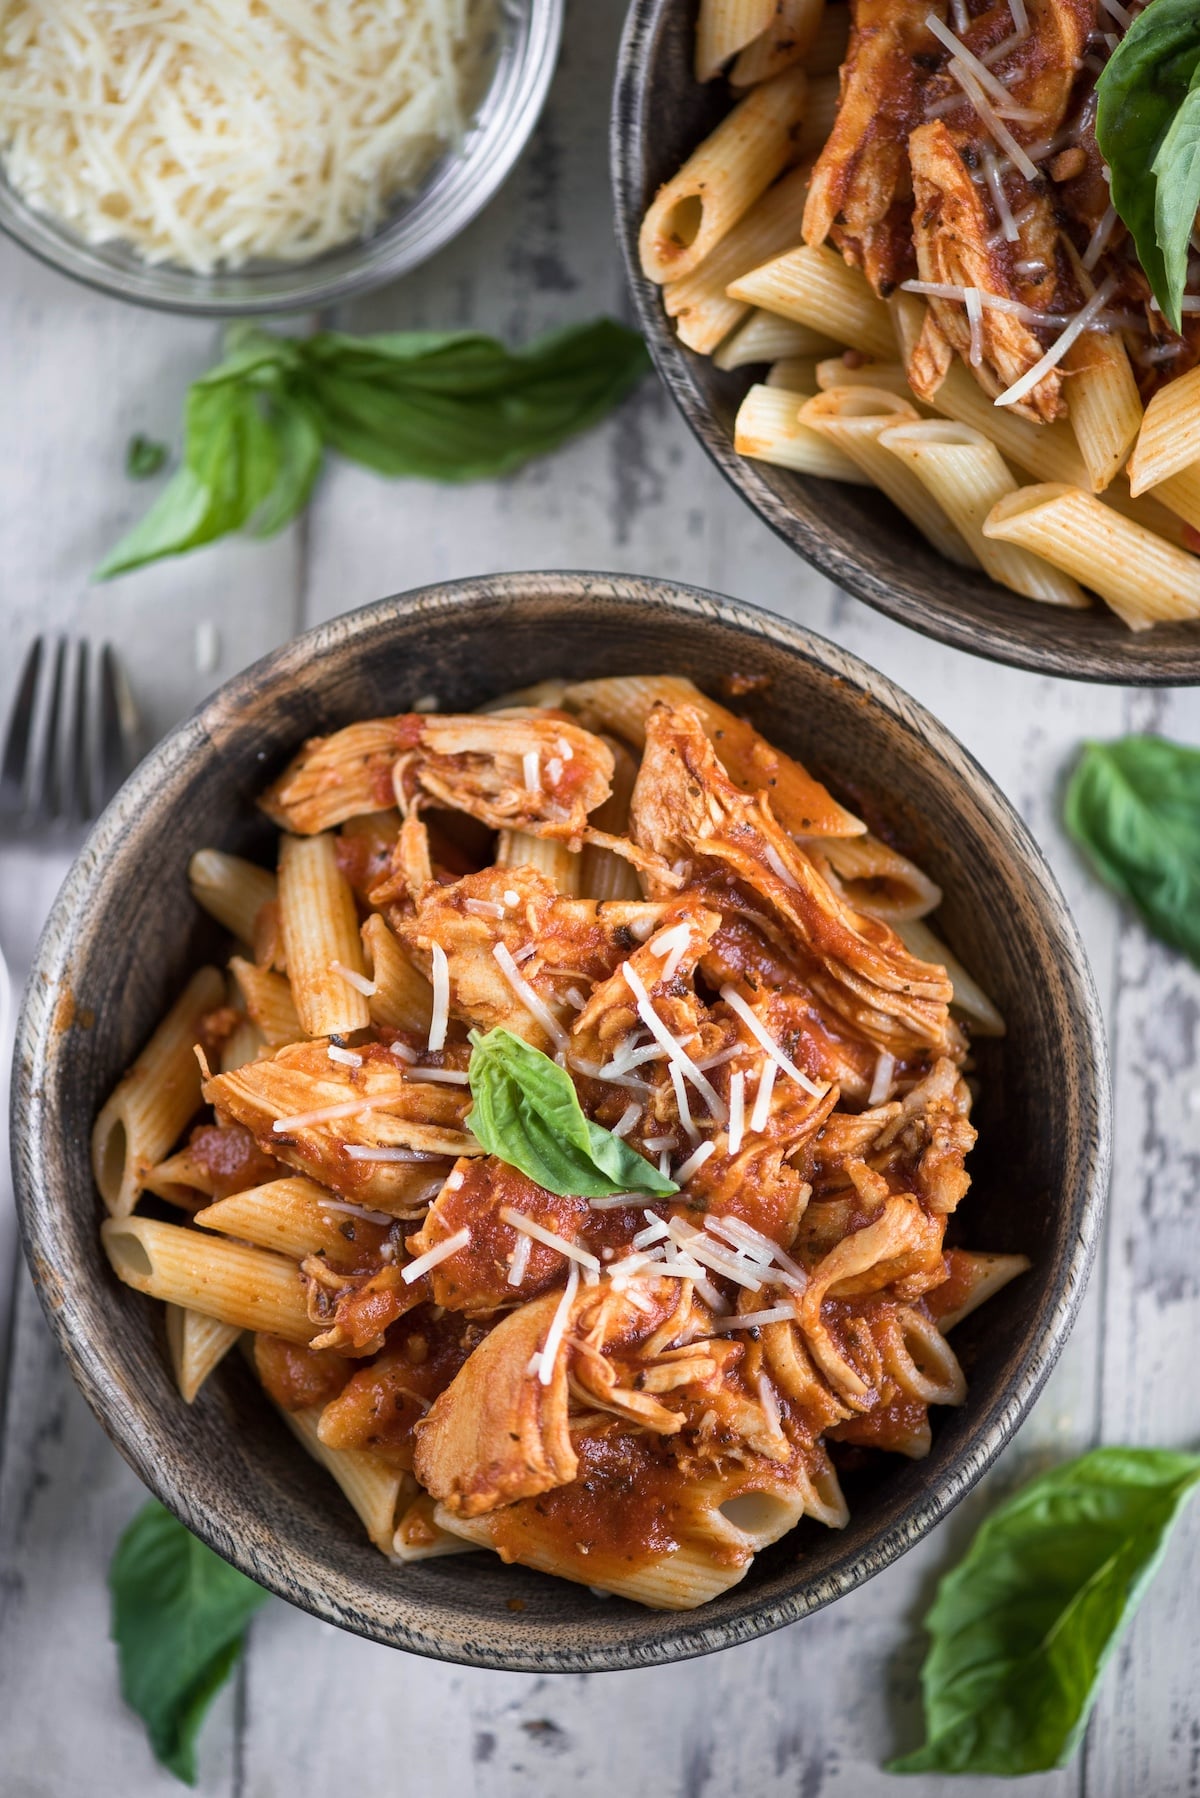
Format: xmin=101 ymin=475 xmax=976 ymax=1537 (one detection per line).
xmin=1084 ymin=685 xmax=1200 ymax=1798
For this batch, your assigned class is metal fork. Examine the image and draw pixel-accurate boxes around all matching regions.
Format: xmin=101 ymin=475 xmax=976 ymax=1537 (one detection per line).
xmin=0 ymin=636 xmax=140 ymax=830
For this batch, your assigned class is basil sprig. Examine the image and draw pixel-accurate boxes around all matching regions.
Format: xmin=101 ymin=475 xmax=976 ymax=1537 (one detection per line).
xmin=1064 ymin=734 xmax=1200 ymax=967
xmin=97 ymin=318 xmax=649 ymax=578
xmin=1096 ymin=0 xmax=1200 ymax=334
xmin=110 ymin=1500 xmax=269 ymax=1784
xmin=891 ymin=1448 xmax=1200 ymax=1775
xmin=467 ymin=1027 xmax=678 ymax=1200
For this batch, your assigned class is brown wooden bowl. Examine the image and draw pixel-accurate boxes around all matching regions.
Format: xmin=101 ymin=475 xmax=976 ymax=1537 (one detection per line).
xmin=611 ymin=0 xmax=1200 ymax=685
xmin=12 ymin=572 xmax=1109 ymax=1669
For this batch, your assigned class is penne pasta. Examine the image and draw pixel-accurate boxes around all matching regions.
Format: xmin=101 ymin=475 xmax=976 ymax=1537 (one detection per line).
xmin=1063 ymin=329 xmax=1143 ymax=495
xmin=278 ymin=832 xmax=372 ymax=1039
xmin=713 ymin=307 xmax=841 ymax=370
xmin=639 ymin=65 xmax=808 ymax=284
xmin=735 ymin=383 xmax=870 ymax=483
xmin=931 ymin=1249 xmax=1031 ymax=1331
xmin=188 ymin=849 xmax=277 ymax=947
xmin=1102 ymin=478 xmax=1198 ymax=553
xmin=878 ymin=420 xmax=1088 ymax=608
xmin=800 ymin=389 xmax=976 ymax=564
xmin=229 ymin=954 xmax=303 ymax=1048
xmin=195 ymin=1175 xmax=396 ymax=1260
xmin=793 ymin=71 xmax=839 ymax=161
xmin=809 ymin=830 xmax=942 ymax=921
xmin=102 ymin=1216 xmax=314 ymax=1341
xmin=284 ymin=1403 xmax=410 ymax=1554
xmin=728 ymin=244 xmax=896 ymax=361
xmin=695 ymin=0 xmax=776 ymax=83
xmin=1126 ymin=365 xmax=1200 ymax=497
xmin=580 ymin=737 xmax=643 ymax=900
xmin=92 ymin=964 xmax=226 ymax=1218
xmin=220 ymin=1015 xmax=266 ymax=1073
xmin=665 ymin=165 xmax=812 ymax=356
xmin=730 ymin=0 xmax=826 ymax=87
xmin=1144 ymin=462 xmax=1200 ymax=534
xmin=893 ymin=917 xmax=1006 ymax=1036
xmin=360 ymin=912 xmax=435 ymax=1033
xmin=816 ymin=356 xmax=915 ymax=400
xmin=496 ymin=829 xmax=583 ymax=896
xmin=765 ymin=355 xmax=821 ymax=391
xmin=166 ymin=1304 xmax=241 ymax=1404
xmin=921 ymin=355 xmax=1092 ymax=490
xmin=797 ymin=0 xmax=849 ymax=73
xmin=983 ymin=485 xmax=1200 ymax=630
xmin=393 ymin=1492 xmax=479 ymax=1562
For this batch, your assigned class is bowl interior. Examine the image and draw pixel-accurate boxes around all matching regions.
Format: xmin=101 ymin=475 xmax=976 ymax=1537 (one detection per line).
xmin=0 ymin=0 xmax=562 ymax=315
xmin=611 ymin=0 xmax=1200 ymax=685
xmin=12 ymin=572 xmax=1108 ymax=1669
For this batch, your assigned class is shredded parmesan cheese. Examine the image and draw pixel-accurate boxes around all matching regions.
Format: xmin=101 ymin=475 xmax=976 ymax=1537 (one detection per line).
xmin=327 ymin=1044 xmax=363 ymax=1068
xmin=522 ymin=750 xmax=542 ymax=794
xmin=868 ymin=1051 xmax=896 ymax=1107
xmin=621 ymin=962 xmax=727 ymax=1122
xmin=402 ymin=1227 xmax=471 ymax=1284
xmin=611 ymin=1100 xmax=642 ymax=1140
xmin=727 ymin=1069 xmax=745 ymax=1156
xmin=756 ymin=1370 xmax=784 ymax=1437
xmin=944 ymin=56 xmax=1041 ymax=180
xmin=500 ymin=1208 xmax=601 ymax=1272
xmin=408 ymin=1066 xmax=470 ymax=1085
xmin=317 ymin=1196 xmax=397 ymax=1226
xmin=995 ymin=273 xmax=1119 ymax=407
xmin=1082 ymin=203 xmax=1119 ymax=272
xmin=331 ymin=959 xmax=376 ymax=998
xmin=492 ymin=942 xmax=569 ymax=1050
xmin=464 ymin=898 xmax=506 ymax=919
xmin=714 ymin=1305 xmax=797 ymax=1331
xmin=537 ymin=1261 xmax=579 ymax=1384
xmin=389 ymin=1040 xmax=419 ymax=1062
xmin=273 ymin=1098 xmax=377 ymax=1132
xmin=965 ymin=286 xmax=985 ymax=366
xmin=982 ymin=152 xmax=1017 ymax=243
xmin=719 ymin=985 xmax=827 ymax=1099
xmin=749 ymin=1059 xmax=777 ymax=1133
xmin=674 ymin=1139 xmax=716 ymax=1184
xmin=342 ymin=1144 xmax=443 ymax=1162
xmin=507 ymin=1232 xmax=532 ymax=1287
xmin=428 ymin=941 xmax=450 ymax=1053
xmin=0 ymin=0 xmax=495 ymax=273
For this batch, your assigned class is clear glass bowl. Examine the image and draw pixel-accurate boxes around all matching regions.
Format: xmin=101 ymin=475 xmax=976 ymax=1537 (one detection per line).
xmin=0 ymin=0 xmax=562 ymax=316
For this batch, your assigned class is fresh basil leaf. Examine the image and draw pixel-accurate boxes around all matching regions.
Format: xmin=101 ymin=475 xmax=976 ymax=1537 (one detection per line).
xmin=891 ymin=1448 xmax=1200 ymax=1776
xmin=299 ymin=319 xmax=650 ymax=481
xmin=248 ymin=396 xmax=324 ymax=539
xmin=110 ymin=1499 xmax=269 ymax=1785
xmin=126 ymin=434 xmax=168 ymax=480
xmin=467 ymin=1027 xmax=678 ymax=1199
xmin=1096 ymin=0 xmax=1200 ymax=333
xmin=1064 ymin=734 xmax=1200 ymax=967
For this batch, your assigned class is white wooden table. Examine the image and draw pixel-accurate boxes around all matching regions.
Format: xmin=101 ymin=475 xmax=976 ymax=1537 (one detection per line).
xmin=1 ymin=7 xmax=1198 ymax=1793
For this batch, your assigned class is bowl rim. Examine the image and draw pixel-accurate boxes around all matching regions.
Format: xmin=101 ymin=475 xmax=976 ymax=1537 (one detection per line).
xmin=609 ymin=0 xmax=1200 ymax=687
xmin=11 ymin=570 xmax=1112 ymax=1669
xmin=0 ymin=0 xmax=563 ymax=318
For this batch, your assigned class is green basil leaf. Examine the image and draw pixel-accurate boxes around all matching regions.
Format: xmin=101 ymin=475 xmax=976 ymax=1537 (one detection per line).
xmin=1064 ymin=734 xmax=1200 ymax=967
xmin=248 ymin=396 xmax=324 ymax=539
xmin=296 ymin=318 xmax=650 ymax=481
xmin=891 ymin=1448 xmax=1200 ymax=1776
xmin=126 ymin=434 xmax=168 ymax=480
xmin=467 ymin=1027 xmax=678 ymax=1199
xmin=1096 ymin=0 xmax=1200 ymax=333
xmin=110 ymin=1500 xmax=269 ymax=1785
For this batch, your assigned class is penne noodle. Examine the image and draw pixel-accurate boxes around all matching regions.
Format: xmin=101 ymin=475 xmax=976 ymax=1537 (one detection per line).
xmin=766 ymin=355 xmax=821 ymax=391
xmin=800 ymin=389 xmax=976 ymax=564
xmin=580 ymin=738 xmax=643 ymax=900
xmin=1063 ymin=329 xmax=1142 ymax=495
xmin=1126 ymin=365 xmax=1200 ymax=496
xmin=195 ymin=1175 xmax=394 ymax=1261
xmin=102 ymin=1216 xmax=314 ymax=1341
xmin=793 ymin=71 xmax=839 ymax=161
xmin=932 ymin=1249 xmax=1030 ymax=1331
xmin=664 ymin=165 xmax=812 ymax=356
xmin=92 ymin=964 xmax=226 ymax=1218
xmin=496 ymin=829 xmax=583 ymax=896
xmin=639 ymin=65 xmax=808 ymax=284
xmin=713 ymin=307 xmax=841 ymax=370
xmin=477 ymin=679 xmax=569 ymax=712
xmin=220 ymin=1015 xmax=266 ymax=1073
xmin=816 ymin=356 xmax=917 ymax=400
xmin=360 ymin=912 xmax=435 ymax=1032
xmin=229 ymin=955 xmax=303 ymax=1048
xmin=1102 ymin=478 xmax=1198 ymax=553
xmin=893 ymin=916 xmax=1005 ymax=1034
xmin=880 ymin=1307 xmax=966 ymax=1406
xmin=809 ymin=830 xmax=942 ymax=921
xmin=166 ymin=1304 xmax=241 ymax=1404
xmin=983 ymin=485 xmax=1200 ymax=630
xmin=260 ymin=720 xmax=402 ymax=835
xmin=728 ymin=244 xmax=897 ymax=361
xmin=878 ymin=420 xmax=1088 ymax=608
xmin=1144 ymin=462 xmax=1200 ymax=534
xmin=284 ymin=1403 xmax=410 ymax=1554
xmin=735 ymin=383 xmax=870 ymax=483
xmin=393 ymin=1492 xmax=479 ymax=1562
xmin=188 ymin=849 xmax=277 ymax=947
xmin=730 ymin=0 xmax=826 ymax=86
xmin=695 ymin=0 xmax=776 ymax=83
xmin=278 ymin=832 xmax=371 ymax=1039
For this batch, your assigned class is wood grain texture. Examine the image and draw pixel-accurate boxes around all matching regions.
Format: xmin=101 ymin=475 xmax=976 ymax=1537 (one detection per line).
xmin=0 ymin=0 xmax=1197 ymax=1788
xmin=611 ymin=0 xmax=1200 ymax=686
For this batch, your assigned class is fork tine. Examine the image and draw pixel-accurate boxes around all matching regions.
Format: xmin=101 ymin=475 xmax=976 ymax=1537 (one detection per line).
xmin=94 ymin=643 xmax=138 ymax=816
xmin=1 ymin=637 xmax=44 ymax=816
xmin=57 ymin=638 xmax=88 ymax=823
xmin=26 ymin=636 xmax=66 ymax=823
